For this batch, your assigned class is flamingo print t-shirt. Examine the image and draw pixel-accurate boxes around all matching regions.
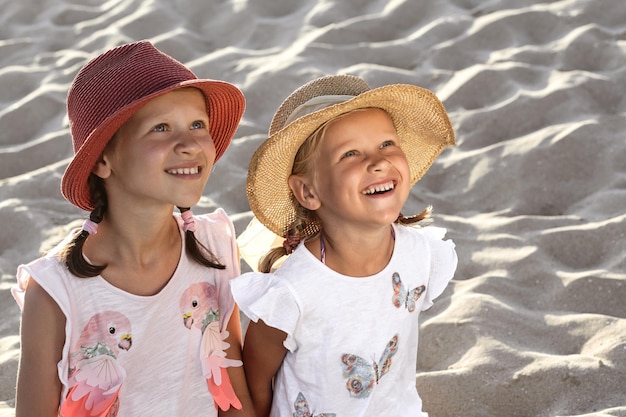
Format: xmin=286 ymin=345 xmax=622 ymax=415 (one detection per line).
xmin=231 ymin=224 xmax=457 ymax=417
xmin=13 ymin=209 xmax=239 ymax=417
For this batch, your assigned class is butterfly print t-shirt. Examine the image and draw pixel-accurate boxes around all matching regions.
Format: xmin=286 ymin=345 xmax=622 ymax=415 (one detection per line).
xmin=232 ymin=224 xmax=457 ymax=417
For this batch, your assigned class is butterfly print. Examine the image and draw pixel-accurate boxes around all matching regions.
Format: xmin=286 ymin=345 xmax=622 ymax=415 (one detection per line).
xmin=391 ymin=272 xmax=425 ymax=312
xmin=341 ymin=335 xmax=399 ymax=398
xmin=293 ymin=392 xmax=336 ymax=417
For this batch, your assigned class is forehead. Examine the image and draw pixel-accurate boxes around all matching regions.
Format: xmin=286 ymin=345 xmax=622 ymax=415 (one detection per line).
xmin=146 ymin=87 xmax=206 ymax=109
xmin=127 ymin=88 xmax=207 ymax=121
xmin=320 ymin=108 xmax=396 ymax=143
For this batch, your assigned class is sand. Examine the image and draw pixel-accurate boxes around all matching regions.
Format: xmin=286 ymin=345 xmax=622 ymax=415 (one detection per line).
xmin=1 ymin=0 xmax=625 ymax=416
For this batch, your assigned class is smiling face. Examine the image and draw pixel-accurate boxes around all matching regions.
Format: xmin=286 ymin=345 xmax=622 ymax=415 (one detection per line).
xmin=290 ymin=108 xmax=411 ymax=233
xmin=94 ymin=88 xmax=216 ymax=210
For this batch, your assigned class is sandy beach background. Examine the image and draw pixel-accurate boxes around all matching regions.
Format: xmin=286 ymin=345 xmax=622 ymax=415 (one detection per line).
xmin=1 ymin=0 xmax=625 ymax=416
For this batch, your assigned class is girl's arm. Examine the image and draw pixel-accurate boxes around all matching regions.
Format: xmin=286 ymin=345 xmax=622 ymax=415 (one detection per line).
xmin=220 ymin=304 xmax=255 ymax=417
xmin=16 ymin=278 xmax=65 ymax=417
xmin=242 ymin=319 xmax=288 ymax=417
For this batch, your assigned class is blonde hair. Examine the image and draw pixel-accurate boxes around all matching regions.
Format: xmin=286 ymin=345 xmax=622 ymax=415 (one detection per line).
xmin=258 ymin=109 xmax=432 ymax=273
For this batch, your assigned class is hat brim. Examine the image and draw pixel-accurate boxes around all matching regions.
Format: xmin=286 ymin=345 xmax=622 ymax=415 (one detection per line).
xmin=247 ymin=84 xmax=455 ymax=237
xmin=62 ymin=79 xmax=245 ymax=212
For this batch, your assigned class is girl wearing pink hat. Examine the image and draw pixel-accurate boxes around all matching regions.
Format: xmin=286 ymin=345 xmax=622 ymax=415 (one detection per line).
xmin=12 ymin=41 xmax=253 ymax=416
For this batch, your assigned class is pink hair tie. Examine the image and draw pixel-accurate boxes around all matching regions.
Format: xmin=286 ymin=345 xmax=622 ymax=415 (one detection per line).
xmin=181 ymin=210 xmax=196 ymax=233
xmin=282 ymin=234 xmax=301 ymax=255
xmin=82 ymin=219 xmax=99 ymax=235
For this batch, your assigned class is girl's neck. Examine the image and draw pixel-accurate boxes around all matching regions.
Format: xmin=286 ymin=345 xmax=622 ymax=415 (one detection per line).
xmin=82 ymin=207 xmax=182 ymax=295
xmin=309 ymin=224 xmax=395 ymax=277
xmin=100 ymin=201 xmax=176 ymax=242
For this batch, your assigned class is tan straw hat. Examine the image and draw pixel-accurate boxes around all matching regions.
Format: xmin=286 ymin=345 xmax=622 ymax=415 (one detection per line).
xmin=247 ymin=74 xmax=455 ymax=237
xmin=61 ymin=40 xmax=245 ymax=211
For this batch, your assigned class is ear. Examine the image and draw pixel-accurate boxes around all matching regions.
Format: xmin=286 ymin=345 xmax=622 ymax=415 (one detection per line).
xmin=288 ymin=174 xmax=321 ymax=211
xmin=92 ymin=154 xmax=112 ymax=179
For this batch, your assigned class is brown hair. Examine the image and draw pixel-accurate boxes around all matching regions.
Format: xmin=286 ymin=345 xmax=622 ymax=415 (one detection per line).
xmin=58 ymin=175 xmax=225 ymax=278
xmin=258 ymin=110 xmax=431 ymax=273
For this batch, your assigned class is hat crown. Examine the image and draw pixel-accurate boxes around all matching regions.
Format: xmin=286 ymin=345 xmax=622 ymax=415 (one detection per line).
xmin=67 ymin=40 xmax=198 ymax=153
xmin=268 ymin=74 xmax=370 ymax=136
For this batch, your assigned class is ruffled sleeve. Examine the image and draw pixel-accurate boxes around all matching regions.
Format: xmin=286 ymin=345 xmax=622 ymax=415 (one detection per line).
xmin=12 ymin=231 xmax=76 ymax=310
xmin=418 ymin=226 xmax=458 ymax=311
xmin=230 ymin=272 xmax=300 ymax=352
xmin=13 ymin=249 xmax=73 ymax=316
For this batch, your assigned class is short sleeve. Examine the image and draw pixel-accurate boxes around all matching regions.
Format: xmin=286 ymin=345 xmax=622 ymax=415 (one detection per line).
xmin=419 ymin=227 xmax=458 ymax=310
xmin=190 ymin=209 xmax=240 ymax=333
xmin=12 ymin=264 xmax=30 ymax=310
xmin=12 ymin=231 xmax=76 ymax=311
xmin=13 ymin=255 xmax=72 ymax=316
xmin=230 ymin=272 xmax=301 ymax=352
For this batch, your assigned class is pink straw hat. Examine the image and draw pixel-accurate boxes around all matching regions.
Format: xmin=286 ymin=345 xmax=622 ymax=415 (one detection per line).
xmin=61 ymin=40 xmax=245 ymax=211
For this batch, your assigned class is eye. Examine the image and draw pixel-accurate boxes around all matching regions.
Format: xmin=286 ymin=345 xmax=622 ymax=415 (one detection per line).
xmin=190 ymin=120 xmax=206 ymax=130
xmin=152 ymin=123 xmax=168 ymax=132
xmin=192 ymin=299 xmax=199 ymax=308
xmin=108 ymin=326 xmax=116 ymax=335
xmin=342 ymin=150 xmax=357 ymax=159
xmin=381 ymin=140 xmax=394 ymax=148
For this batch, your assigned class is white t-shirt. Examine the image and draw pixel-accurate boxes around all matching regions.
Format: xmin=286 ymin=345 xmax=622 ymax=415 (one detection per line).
xmin=13 ymin=209 xmax=239 ymax=417
xmin=231 ymin=224 xmax=457 ymax=417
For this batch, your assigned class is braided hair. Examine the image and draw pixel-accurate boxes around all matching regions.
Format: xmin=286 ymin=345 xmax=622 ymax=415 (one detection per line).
xmin=59 ymin=175 xmax=225 ymax=278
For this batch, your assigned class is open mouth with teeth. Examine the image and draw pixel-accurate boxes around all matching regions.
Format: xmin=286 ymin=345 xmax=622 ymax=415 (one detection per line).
xmin=362 ymin=181 xmax=395 ymax=195
xmin=166 ymin=166 xmax=201 ymax=175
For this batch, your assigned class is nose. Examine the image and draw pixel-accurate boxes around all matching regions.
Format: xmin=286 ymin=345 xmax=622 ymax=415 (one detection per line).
xmin=174 ymin=130 xmax=203 ymax=155
xmin=368 ymin=154 xmax=391 ymax=172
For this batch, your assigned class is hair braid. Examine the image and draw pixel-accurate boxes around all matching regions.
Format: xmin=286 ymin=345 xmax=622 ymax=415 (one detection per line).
xmin=60 ymin=175 xmax=108 ymax=277
xmin=258 ymin=202 xmax=317 ymax=273
xmin=396 ymin=205 xmax=432 ymax=226
xmin=178 ymin=207 xmax=226 ymax=270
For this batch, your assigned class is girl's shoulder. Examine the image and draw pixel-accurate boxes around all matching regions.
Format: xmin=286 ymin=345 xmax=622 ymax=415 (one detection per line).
xmin=396 ymin=224 xmax=458 ymax=307
xmin=190 ymin=207 xmax=231 ymax=226
xmin=396 ymin=224 xmax=457 ymax=267
xmin=13 ymin=229 xmax=78 ymax=312
xmin=397 ymin=223 xmax=450 ymax=241
xmin=397 ymin=224 xmax=456 ymax=251
xmin=176 ymin=208 xmax=235 ymax=238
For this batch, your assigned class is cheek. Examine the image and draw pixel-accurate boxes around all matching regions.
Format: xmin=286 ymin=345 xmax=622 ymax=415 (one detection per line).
xmin=202 ymin=137 xmax=217 ymax=161
xmin=393 ymin=154 xmax=411 ymax=177
xmin=311 ymin=164 xmax=338 ymax=192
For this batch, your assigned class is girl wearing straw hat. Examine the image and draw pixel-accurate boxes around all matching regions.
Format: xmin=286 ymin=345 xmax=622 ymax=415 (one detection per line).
xmin=12 ymin=41 xmax=253 ymax=416
xmin=232 ymin=75 xmax=458 ymax=416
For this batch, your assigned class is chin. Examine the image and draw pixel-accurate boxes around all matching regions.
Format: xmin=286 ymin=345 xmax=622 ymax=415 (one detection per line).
xmin=174 ymin=196 xmax=203 ymax=208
